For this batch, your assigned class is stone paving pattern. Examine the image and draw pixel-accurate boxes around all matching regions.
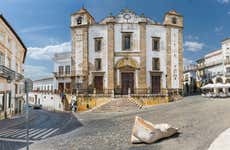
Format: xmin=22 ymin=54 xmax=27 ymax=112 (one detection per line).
xmin=26 ymin=96 xmax=230 ymax=150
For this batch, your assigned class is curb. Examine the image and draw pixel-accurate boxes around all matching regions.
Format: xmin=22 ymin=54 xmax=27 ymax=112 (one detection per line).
xmin=208 ymin=128 xmax=230 ymax=150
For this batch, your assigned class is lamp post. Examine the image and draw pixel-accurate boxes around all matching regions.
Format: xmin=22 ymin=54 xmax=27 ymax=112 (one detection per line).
xmin=24 ymin=79 xmax=33 ymax=150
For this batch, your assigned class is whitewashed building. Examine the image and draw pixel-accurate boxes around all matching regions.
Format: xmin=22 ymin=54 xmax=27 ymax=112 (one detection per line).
xmin=184 ymin=38 xmax=230 ymax=93
xmin=71 ymin=8 xmax=184 ymax=95
xmin=30 ymin=77 xmax=64 ymax=111
xmin=196 ymin=39 xmax=230 ymax=85
xmin=183 ymin=64 xmax=198 ymax=94
xmin=32 ymin=77 xmax=54 ymax=93
xmin=53 ymin=52 xmax=71 ymax=93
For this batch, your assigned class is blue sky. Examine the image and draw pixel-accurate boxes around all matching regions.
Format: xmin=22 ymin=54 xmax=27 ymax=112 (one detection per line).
xmin=0 ymin=0 xmax=230 ymax=80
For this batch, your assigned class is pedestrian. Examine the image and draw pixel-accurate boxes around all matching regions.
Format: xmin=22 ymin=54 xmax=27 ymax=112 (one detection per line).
xmin=74 ymin=101 xmax=77 ymax=112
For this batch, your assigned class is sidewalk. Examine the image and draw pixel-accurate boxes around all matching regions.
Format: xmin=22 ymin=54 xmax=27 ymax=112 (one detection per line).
xmin=0 ymin=111 xmax=37 ymax=129
xmin=208 ymin=128 xmax=230 ymax=150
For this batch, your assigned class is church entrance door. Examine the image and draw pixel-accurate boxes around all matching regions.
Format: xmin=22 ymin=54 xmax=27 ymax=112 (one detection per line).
xmin=121 ymin=72 xmax=134 ymax=95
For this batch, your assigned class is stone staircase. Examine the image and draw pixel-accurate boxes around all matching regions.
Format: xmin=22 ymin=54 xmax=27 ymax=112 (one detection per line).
xmin=92 ymin=98 xmax=141 ymax=113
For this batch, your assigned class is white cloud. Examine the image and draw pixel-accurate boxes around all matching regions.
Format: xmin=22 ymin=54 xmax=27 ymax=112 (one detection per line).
xmin=24 ymin=65 xmax=52 ymax=80
xmin=184 ymin=41 xmax=205 ymax=52
xmin=27 ymin=42 xmax=71 ymax=60
xmin=183 ymin=58 xmax=194 ymax=66
xmin=185 ymin=35 xmax=199 ymax=40
xmin=217 ymin=0 xmax=229 ymax=4
xmin=20 ymin=25 xmax=57 ymax=33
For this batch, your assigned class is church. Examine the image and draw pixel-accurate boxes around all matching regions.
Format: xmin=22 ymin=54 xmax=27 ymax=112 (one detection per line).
xmin=70 ymin=8 xmax=183 ymax=95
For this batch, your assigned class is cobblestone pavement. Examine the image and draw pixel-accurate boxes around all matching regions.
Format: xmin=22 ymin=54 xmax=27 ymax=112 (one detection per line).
xmin=27 ymin=96 xmax=230 ymax=150
xmin=0 ymin=109 xmax=82 ymax=150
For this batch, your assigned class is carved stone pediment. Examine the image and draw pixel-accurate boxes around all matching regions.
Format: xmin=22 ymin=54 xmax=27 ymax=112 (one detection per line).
xmin=116 ymin=58 xmax=139 ymax=69
xmin=100 ymin=8 xmax=155 ymax=24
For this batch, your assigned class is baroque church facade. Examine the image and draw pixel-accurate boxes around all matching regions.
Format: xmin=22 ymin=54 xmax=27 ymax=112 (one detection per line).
xmin=70 ymin=8 xmax=183 ymax=95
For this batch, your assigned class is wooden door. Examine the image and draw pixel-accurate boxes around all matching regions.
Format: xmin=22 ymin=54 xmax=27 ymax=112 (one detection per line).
xmin=94 ymin=76 xmax=103 ymax=93
xmin=65 ymin=83 xmax=71 ymax=93
xmin=58 ymin=83 xmax=64 ymax=92
xmin=121 ymin=73 xmax=134 ymax=95
xmin=152 ymin=76 xmax=161 ymax=94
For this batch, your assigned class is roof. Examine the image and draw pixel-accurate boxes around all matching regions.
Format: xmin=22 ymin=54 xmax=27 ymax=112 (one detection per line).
xmin=71 ymin=7 xmax=95 ymax=21
xmin=33 ymin=77 xmax=54 ymax=82
xmin=222 ymin=37 xmax=230 ymax=43
xmin=0 ymin=14 xmax=27 ymax=63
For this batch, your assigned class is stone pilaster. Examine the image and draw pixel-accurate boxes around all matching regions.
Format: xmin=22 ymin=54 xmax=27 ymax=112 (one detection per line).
xmin=82 ymin=27 xmax=89 ymax=89
xmin=166 ymin=27 xmax=172 ymax=89
xmin=107 ymin=23 xmax=115 ymax=90
xmin=139 ymin=22 xmax=147 ymax=89
xmin=178 ymin=28 xmax=183 ymax=89
xmin=71 ymin=29 xmax=76 ymax=90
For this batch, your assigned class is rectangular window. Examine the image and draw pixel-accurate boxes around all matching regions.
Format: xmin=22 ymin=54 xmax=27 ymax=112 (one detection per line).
xmin=65 ymin=65 xmax=70 ymax=75
xmin=15 ymin=84 xmax=18 ymax=95
xmin=8 ymin=92 xmax=11 ymax=108
xmin=0 ymin=94 xmax=3 ymax=111
xmin=95 ymin=58 xmax=101 ymax=71
xmin=16 ymin=63 xmax=19 ymax=73
xmin=152 ymin=58 xmax=160 ymax=70
xmin=0 ymin=31 xmax=4 ymax=43
xmin=0 ymin=52 xmax=5 ymax=65
xmin=152 ymin=37 xmax=160 ymax=51
xmin=7 ymin=57 xmax=11 ymax=68
xmin=227 ymin=67 xmax=230 ymax=73
xmin=122 ymin=33 xmax=132 ymax=50
xmin=95 ymin=38 xmax=102 ymax=52
xmin=59 ymin=66 xmax=64 ymax=75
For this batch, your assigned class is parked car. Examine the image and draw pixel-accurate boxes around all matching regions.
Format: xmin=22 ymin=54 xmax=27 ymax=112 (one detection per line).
xmin=33 ymin=104 xmax=42 ymax=109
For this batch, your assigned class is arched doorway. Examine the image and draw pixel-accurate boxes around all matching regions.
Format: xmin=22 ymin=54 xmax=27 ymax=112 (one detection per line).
xmin=216 ymin=77 xmax=223 ymax=83
xmin=216 ymin=77 xmax=223 ymax=93
xmin=115 ymin=58 xmax=139 ymax=95
xmin=225 ymin=79 xmax=230 ymax=93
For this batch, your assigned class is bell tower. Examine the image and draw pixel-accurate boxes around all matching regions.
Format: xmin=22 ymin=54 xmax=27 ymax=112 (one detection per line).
xmin=71 ymin=7 xmax=95 ymax=91
xmin=164 ymin=10 xmax=184 ymax=90
xmin=163 ymin=10 xmax=183 ymax=28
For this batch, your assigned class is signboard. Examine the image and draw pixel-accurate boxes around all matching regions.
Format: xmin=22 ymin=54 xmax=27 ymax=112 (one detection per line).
xmin=24 ymin=78 xmax=33 ymax=93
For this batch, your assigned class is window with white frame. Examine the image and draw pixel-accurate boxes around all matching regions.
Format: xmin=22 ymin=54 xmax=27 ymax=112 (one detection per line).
xmin=0 ymin=51 xmax=5 ymax=65
xmin=65 ymin=65 xmax=70 ymax=75
xmin=227 ymin=67 xmax=230 ymax=73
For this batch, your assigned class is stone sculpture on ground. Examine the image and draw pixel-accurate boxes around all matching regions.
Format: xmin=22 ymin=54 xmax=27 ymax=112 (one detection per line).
xmin=131 ymin=116 xmax=178 ymax=144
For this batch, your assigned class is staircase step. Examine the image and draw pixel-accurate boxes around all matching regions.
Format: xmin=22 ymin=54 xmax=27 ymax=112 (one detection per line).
xmin=92 ymin=98 xmax=139 ymax=112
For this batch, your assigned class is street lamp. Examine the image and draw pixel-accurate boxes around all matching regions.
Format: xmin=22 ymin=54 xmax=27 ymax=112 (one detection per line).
xmin=7 ymin=76 xmax=12 ymax=83
xmin=165 ymin=74 xmax=168 ymax=89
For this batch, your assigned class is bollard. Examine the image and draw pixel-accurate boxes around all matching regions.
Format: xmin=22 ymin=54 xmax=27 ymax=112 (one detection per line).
xmin=93 ymin=88 xmax=96 ymax=97
xmin=128 ymin=88 xmax=131 ymax=98
xmin=111 ymin=89 xmax=114 ymax=98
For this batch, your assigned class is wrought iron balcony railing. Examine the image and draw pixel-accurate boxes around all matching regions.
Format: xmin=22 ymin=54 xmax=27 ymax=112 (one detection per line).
xmin=0 ymin=65 xmax=24 ymax=81
xmin=53 ymin=72 xmax=72 ymax=78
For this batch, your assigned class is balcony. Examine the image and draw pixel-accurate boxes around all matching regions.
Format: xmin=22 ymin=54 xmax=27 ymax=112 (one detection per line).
xmin=53 ymin=72 xmax=72 ymax=78
xmin=0 ymin=65 xmax=24 ymax=81
xmin=184 ymin=65 xmax=198 ymax=72
xmin=197 ymin=61 xmax=223 ymax=70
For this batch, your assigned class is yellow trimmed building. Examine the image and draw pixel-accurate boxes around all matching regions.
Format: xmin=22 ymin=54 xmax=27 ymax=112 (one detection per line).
xmin=0 ymin=14 xmax=27 ymax=119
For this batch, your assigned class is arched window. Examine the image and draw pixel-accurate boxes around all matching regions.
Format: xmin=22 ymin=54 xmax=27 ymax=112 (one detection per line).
xmin=76 ymin=16 xmax=83 ymax=25
xmin=172 ymin=17 xmax=177 ymax=24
